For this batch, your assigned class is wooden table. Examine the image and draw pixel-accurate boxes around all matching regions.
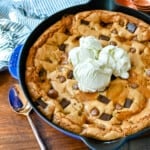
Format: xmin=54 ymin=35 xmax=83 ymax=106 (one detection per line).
xmin=0 ymin=70 xmax=150 ymax=150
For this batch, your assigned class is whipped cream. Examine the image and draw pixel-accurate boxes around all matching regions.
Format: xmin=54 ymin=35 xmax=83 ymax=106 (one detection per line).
xmin=68 ymin=36 xmax=131 ymax=92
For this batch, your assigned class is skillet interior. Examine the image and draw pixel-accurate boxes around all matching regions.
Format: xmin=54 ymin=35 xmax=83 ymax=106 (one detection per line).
xmin=18 ymin=0 xmax=150 ymax=149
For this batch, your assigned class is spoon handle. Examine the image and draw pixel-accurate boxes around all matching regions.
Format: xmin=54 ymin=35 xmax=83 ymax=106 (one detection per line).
xmin=27 ymin=114 xmax=46 ymax=150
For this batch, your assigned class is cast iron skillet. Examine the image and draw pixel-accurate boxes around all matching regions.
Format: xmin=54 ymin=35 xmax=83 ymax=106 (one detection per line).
xmin=18 ymin=0 xmax=150 ymax=149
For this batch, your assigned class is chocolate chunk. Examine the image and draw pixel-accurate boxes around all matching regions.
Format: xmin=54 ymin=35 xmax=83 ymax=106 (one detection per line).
xmin=119 ymin=20 xmax=125 ymax=27
xmin=58 ymin=43 xmax=66 ymax=51
xmin=48 ymin=89 xmax=58 ymax=98
xmin=100 ymin=21 xmax=112 ymax=27
xmin=60 ymin=98 xmax=70 ymax=108
xmin=99 ymin=35 xmax=110 ymax=41
xmin=90 ymin=107 xmax=100 ymax=116
xmin=58 ymin=75 xmax=66 ymax=83
xmin=109 ymin=41 xmax=117 ymax=46
xmin=81 ymin=19 xmax=89 ymax=25
xmin=46 ymin=58 xmax=52 ymax=63
xmin=130 ymin=47 xmax=136 ymax=53
xmin=126 ymin=22 xmax=137 ymax=33
xmin=124 ymin=98 xmax=133 ymax=108
xmin=75 ymin=36 xmax=81 ymax=41
xmin=39 ymin=68 xmax=46 ymax=82
xmin=67 ymin=70 xmax=73 ymax=79
xmin=99 ymin=113 xmax=112 ymax=121
xmin=100 ymin=21 xmax=108 ymax=27
xmin=35 ymin=99 xmax=48 ymax=109
xmin=97 ymin=95 xmax=110 ymax=104
xmin=111 ymin=29 xmax=118 ymax=34
xmin=111 ymin=75 xmax=117 ymax=81
xmin=64 ymin=28 xmax=71 ymax=35
xmin=139 ymin=50 xmax=143 ymax=55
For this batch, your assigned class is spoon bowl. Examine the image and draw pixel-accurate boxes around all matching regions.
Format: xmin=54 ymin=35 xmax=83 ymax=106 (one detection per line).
xmin=8 ymin=84 xmax=46 ymax=150
xmin=9 ymin=84 xmax=32 ymax=114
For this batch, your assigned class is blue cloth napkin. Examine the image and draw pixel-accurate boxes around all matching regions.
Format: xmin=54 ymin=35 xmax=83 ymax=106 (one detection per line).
xmin=0 ymin=0 xmax=89 ymax=71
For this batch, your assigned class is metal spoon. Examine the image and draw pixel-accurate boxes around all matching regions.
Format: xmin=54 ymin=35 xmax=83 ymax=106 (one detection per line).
xmin=8 ymin=84 xmax=46 ymax=150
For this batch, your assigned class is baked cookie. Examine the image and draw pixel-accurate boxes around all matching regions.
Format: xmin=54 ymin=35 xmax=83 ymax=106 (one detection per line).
xmin=25 ymin=10 xmax=150 ymax=141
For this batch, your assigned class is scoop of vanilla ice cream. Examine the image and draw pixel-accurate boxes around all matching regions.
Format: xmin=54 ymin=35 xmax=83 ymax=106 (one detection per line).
xmin=68 ymin=46 xmax=97 ymax=66
xmin=73 ymin=58 xmax=112 ymax=92
xmin=80 ymin=36 xmax=102 ymax=59
xmin=97 ymin=46 xmax=116 ymax=70
xmin=68 ymin=36 xmax=102 ymax=66
xmin=68 ymin=47 xmax=81 ymax=66
xmin=99 ymin=45 xmax=131 ymax=79
xmin=68 ymin=36 xmax=131 ymax=92
xmin=113 ymin=49 xmax=131 ymax=78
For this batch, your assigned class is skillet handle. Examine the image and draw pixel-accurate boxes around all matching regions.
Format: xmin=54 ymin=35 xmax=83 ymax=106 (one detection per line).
xmin=80 ymin=136 xmax=126 ymax=150
xmin=80 ymin=127 xmax=150 ymax=150
xmin=8 ymin=44 xmax=23 ymax=80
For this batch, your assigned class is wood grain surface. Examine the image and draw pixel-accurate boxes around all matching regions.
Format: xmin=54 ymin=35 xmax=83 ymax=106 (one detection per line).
xmin=0 ymin=71 xmax=150 ymax=150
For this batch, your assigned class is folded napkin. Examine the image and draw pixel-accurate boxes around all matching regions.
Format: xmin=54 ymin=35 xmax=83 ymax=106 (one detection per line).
xmin=0 ymin=0 xmax=89 ymax=71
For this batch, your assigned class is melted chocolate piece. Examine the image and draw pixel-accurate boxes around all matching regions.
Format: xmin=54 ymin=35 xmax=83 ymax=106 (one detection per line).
xmin=35 ymin=99 xmax=48 ymax=109
xmin=60 ymin=98 xmax=70 ymax=109
xmin=81 ymin=19 xmax=89 ymax=25
xmin=90 ymin=107 xmax=100 ymax=116
xmin=48 ymin=89 xmax=58 ymax=99
xmin=109 ymin=41 xmax=117 ymax=46
xmin=67 ymin=70 xmax=73 ymax=79
xmin=99 ymin=35 xmax=110 ymax=41
xmin=111 ymin=75 xmax=117 ymax=81
xmin=130 ymin=47 xmax=136 ymax=53
xmin=111 ymin=29 xmax=118 ymax=34
xmin=119 ymin=20 xmax=125 ymax=27
xmin=39 ymin=68 xmax=46 ymax=82
xmin=100 ymin=21 xmax=112 ymax=28
xmin=139 ymin=50 xmax=143 ymax=55
xmin=124 ymin=98 xmax=133 ymax=108
xmin=99 ymin=113 xmax=112 ymax=121
xmin=75 ymin=36 xmax=81 ymax=41
xmin=58 ymin=75 xmax=66 ymax=83
xmin=64 ymin=28 xmax=71 ymax=35
xmin=58 ymin=43 xmax=67 ymax=51
xmin=97 ymin=95 xmax=110 ymax=104
xmin=100 ymin=21 xmax=108 ymax=27
xmin=126 ymin=22 xmax=137 ymax=33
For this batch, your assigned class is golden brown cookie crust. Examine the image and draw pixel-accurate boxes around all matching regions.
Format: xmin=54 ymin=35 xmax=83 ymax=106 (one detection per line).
xmin=25 ymin=10 xmax=150 ymax=141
